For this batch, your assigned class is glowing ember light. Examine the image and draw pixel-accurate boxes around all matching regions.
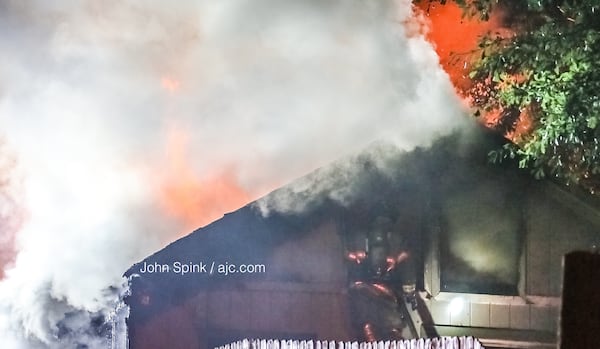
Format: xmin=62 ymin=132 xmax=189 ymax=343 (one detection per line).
xmin=372 ymin=283 xmax=395 ymax=298
xmin=507 ymin=107 xmax=535 ymax=143
xmin=161 ymin=76 xmax=181 ymax=93
xmin=347 ymin=251 xmax=366 ymax=263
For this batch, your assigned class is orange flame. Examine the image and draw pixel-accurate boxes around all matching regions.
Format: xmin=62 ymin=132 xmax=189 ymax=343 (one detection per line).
xmin=509 ymin=107 xmax=535 ymax=142
xmin=414 ymin=2 xmax=534 ymax=140
xmin=157 ymin=127 xmax=250 ymax=235
xmin=414 ymin=1 xmax=507 ymax=93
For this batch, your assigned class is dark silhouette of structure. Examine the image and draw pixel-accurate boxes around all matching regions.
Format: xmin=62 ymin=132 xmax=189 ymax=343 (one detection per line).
xmin=123 ymin=128 xmax=600 ymax=349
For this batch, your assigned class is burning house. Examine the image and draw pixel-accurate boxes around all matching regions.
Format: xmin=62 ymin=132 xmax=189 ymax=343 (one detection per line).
xmin=122 ymin=127 xmax=600 ymax=349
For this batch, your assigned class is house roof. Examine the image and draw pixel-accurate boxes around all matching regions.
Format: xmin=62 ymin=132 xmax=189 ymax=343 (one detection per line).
xmin=123 ymin=125 xmax=517 ymax=311
xmin=123 ymin=125 xmax=600 ymax=348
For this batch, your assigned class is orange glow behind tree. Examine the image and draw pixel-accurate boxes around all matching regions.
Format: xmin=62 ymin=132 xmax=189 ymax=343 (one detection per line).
xmin=413 ymin=1 xmax=533 ymax=141
xmin=414 ymin=1 xmax=505 ymax=93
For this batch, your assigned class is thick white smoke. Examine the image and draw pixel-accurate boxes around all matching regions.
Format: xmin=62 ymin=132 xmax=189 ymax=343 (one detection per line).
xmin=0 ymin=0 xmax=466 ymax=347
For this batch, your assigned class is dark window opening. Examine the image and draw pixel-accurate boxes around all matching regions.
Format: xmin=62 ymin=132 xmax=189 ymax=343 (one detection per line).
xmin=438 ymin=173 xmax=524 ymax=296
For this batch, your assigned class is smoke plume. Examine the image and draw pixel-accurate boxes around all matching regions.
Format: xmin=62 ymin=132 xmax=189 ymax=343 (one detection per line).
xmin=0 ymin=0 xmax=466 ymax=347
xmin=0 ymin=140 xmax=23 ymax=279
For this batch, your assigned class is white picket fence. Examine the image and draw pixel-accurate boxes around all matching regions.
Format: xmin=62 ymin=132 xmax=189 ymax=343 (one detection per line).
xmin=216 ymin=338 xmax=484 ymax=349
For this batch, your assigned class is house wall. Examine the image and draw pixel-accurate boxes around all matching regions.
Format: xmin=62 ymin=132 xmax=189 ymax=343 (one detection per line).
xmin=197 ymin=282 xmax=352 ymax=348
xmin=425 ymin=295 xmax=559 ymax=338
xmin=129 ymin=301 xmax=202 ymax=349
xmin=128 ymin=179 xmax=600 ymax=349
xmin=424 ymin=183 xmax=600 ymax=348
xmin=525 ymin=185 xmax=600 ymax=297
xmin=129 ymin=219 xmax=353 ymax=349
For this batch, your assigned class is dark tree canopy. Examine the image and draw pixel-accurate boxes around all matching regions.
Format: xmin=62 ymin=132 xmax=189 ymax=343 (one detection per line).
xmin=424 ymin=0 xmax=600 ymax=194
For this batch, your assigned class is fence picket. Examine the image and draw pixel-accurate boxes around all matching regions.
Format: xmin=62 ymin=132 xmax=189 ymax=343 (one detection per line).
xmin=216 ymin=337 xmax=484 ymax=349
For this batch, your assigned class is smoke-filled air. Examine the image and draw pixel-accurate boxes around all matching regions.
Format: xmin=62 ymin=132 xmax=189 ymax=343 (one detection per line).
xmin=0 ymin=0 xmax=467 ymax=348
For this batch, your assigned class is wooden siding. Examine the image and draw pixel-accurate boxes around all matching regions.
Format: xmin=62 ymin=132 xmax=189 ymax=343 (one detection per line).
xmin=525 ymin=185 xmax=600 ymax=296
